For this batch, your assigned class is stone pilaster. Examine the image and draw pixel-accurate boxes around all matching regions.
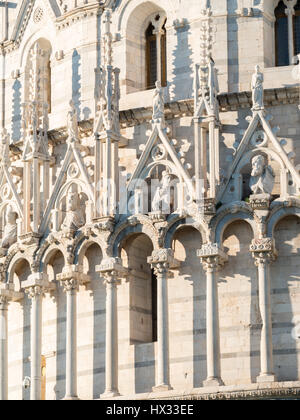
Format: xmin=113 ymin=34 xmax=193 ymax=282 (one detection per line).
xmin=57 ymin=265 xmax=90 ymax=400
xmin=96 ymin=258 xmax=128 ymax=398
xmin=148 ymin=249 xmax=180 ymax=392
xmin=198 ymin=243 xmax=228 ymax=387
xmin=250 ymin=238 xmax=277 ymax=383
xmin=22 ymin=273 xmax=54 ymax=401
xmin=0 ymin=284 xmax=23 ymax=400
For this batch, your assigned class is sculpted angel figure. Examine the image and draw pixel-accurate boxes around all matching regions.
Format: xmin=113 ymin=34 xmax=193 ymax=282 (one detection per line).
xmin=251 ymin=65 xmax=264 ymax=110
xmin=1 ymin=206 xmax=18 ymax=250
xmin=152 ymin=170 xmax=171 ymax=213
xmin=62 ymin=190 xmax=85 ymax=232
xmin=67 ymin=100 xmax=79 ymax=141
xmin=249 ymin=154 xmax=275 ymax=195
xmin=152 ymin=81 xmax=164 ymax=121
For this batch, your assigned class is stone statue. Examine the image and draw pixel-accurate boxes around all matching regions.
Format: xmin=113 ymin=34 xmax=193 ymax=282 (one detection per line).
xmin=67 ymin=100 xmax=79 ymax=141
xmin=250 ymin=154 xmax=275 ymax=195
xmin=62 ymin=190 xmax=84 ymax=232
xmin=0 ymin=206 xmax=18 ymax=250
xmin=251 ymin=65 xmax=264 ymax=110
xmin=152 ymin=170 xmax=171 ymax=213
xmin=152 ymin=81 xmax=164 ymax=121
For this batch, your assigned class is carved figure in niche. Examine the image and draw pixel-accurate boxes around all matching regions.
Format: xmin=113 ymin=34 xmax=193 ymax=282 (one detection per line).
xmin=0 ymin=206 xmax=18 ymax=251
xmin=249 ymin=154 xmax=275 ymax=195
xmin=62 ymin=190 xmax=85 ymax=232
xmin=152 ymin=81 xmax=164 ymax=121
xmin=251 ymin=65 xmax=264 ymax=110
xmin=152 ymin=170 xmax=171 ymax=213
xmin=67 ymin=100 xmax=79 ymax=141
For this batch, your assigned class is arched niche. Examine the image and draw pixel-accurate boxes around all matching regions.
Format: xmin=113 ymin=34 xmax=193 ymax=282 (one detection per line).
xmin=121 ymin=1 xmax=166 ymax=93
xmin=120 ymin=232 xmax=155 ymax=344
xmin=225 ymin=148 xmax=288 ymax=203
xmin=170 ymin=225 xmax=205 ymax=388
xmin=271 ymin=215 xmax=300 ymax=381
xmin=52 ymin=181 xmax=89 ymax=232
xmin=11 ymin=258 xmax=32 ymax=291
xmin=219 ymin=220 xmax=258 ymax=385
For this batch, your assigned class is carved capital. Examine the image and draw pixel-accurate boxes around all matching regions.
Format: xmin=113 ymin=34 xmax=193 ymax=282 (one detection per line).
xmin=197 ymin=243 xmax=228 ymax=272
xmin=250 ymin=238 xmax=278 ymax=265
xmin=22 ymin=273 xmax=54 ymax=298
xmin=25 ymin=285 xmax=45 ymax=299
xmin=147 ymin=249 xmax=180 ymax=276
xmin=57 ymin=265 xmax=90 ymax=292
xmin=96 ymin=257 xmax=128 ymax=286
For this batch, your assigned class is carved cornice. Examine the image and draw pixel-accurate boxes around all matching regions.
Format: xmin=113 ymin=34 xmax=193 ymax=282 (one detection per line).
xmin=47 ymin=87 xmax=299 ymax=143
xmin=55 ymin=3 xmax=102 ymax=31
xmin=153 ymin=386 xmax=300 ymax=401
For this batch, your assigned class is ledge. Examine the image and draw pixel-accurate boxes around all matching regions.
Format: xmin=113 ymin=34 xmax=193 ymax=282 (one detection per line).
xmin=47 ymin=86 xmax=299 ymax=143
xmin=103 ymin=381 xmax=300 ymax=400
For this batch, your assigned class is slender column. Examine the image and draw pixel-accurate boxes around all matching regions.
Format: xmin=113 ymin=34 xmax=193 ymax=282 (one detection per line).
xmin=208 ymin=119 xmax=216 ymax=198
xmin=0 ymin=296 xmax=8 ymax=400
xmin=0 ymin=285 xmax=23 ymax=401
xmin=285 ymin=5 xmax=296 ymax=65
xmin=154 ymin=30 xmax=164 ymax=84
xmin=198 ymin=244 xmax=227 ymax=387
xmin=201 ymin=126 xmax=208 ymax=194
xmin=194 ymin=119 xmax=207 ymax=200
xmin=214 ymin=126 xmax=220 ymax=185
xmin=96 ymin=258 xmax=128 ymax=398
xmin=251 ymin=238 xmax=277 ymax=383
xmin=26 ymin=286 xmax=43 ymax=400
xmin=57 ymin=267 xmax=90 ymax=400
xmin=104 ymin=274 xmax=120 ymax=396
xmin=23 ymin=274 xmax=53 ymax=400
xmin=148 ymin=249 xmax=180 ymax=392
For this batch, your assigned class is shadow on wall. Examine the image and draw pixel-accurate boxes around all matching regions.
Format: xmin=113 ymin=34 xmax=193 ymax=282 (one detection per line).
xmin=12 ymin=79 xmax=22 ymax=143
xmin=271 ymin=215 xmax=300 ymax=382
xmin=170 ymin=23 xmax=193 ymax=102
xmin=72 ymin=50 xmax=81 ymax=120
xmin=134 ymin=344 xmax=155 ymax=394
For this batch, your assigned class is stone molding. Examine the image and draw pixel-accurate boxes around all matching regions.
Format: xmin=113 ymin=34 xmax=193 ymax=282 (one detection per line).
xmin=45 ymin=87 xmax=300 ymax=143
xmin=107 ymin=381 xmax=300 ymax=401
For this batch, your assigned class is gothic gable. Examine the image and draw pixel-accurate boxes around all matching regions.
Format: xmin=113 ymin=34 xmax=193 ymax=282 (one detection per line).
xmin=10 ymin=0 xmax=58 ymax=44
